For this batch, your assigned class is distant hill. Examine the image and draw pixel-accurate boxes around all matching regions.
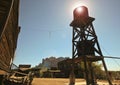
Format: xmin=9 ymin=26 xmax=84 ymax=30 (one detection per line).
xmin=36 ymin=56 xmax=69 ymax=69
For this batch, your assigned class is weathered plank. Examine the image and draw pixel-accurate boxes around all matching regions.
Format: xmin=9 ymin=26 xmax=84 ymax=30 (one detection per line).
xmin=0 ymin=0 xmax=20 ymax=72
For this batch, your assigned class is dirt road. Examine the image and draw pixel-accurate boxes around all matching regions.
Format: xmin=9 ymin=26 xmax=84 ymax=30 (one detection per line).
xmin=32 ymin=78 xmax=69 ymax=85
xmin=31 ymin=78 xmax=120 ymax=85
xmin=32 ymin=78 xmax=86 ymax=85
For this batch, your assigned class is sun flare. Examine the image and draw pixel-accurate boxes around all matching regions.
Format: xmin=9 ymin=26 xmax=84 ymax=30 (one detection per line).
xmin=76 ymin=7 xmax=83 ymax=13
xmin=71 ymin=1 xmax=86 ymax=12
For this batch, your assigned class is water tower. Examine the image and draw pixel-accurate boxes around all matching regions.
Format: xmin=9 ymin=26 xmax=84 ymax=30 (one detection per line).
xmin=70 ymin=6 xmax=112 ymax=85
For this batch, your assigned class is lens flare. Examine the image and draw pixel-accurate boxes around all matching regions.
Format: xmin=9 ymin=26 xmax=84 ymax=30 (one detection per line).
xmin=76 ymin=7 xmax=83 ymax=13
xmin=71 ymin=1 xmax=86 ymax=12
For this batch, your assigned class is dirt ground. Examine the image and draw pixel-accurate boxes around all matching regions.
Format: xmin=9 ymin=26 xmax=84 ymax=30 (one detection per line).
xmin=32 ymin=78 xmax=70 ymax=85
xmin=31 ymin=78 xmax=120 ymax=85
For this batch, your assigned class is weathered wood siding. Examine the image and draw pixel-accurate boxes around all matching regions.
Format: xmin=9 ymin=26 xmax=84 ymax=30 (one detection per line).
xmin=0 ymin=0 xmax=20 ymax=72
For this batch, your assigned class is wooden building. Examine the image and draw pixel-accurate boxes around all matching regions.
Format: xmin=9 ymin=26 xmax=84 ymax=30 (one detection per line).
xmin=0 ymin=0 xmax=20 ymax=72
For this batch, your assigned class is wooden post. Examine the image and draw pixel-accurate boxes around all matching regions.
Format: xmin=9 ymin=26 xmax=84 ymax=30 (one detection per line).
xmin=69 ymin=64 xmax=75 ymax=85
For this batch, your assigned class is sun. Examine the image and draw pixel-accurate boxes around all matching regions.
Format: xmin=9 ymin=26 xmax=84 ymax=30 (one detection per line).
xmin=71 ymin=1 xmax=86 ymax=12
xmin=76 ymin=7 xmax=83 ymax=13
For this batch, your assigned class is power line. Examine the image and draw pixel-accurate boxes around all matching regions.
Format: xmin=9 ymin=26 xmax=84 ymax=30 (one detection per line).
xmin=100 ymin=44 xmax=120 ymax=70
xmin=104 ymin=56 xmax=120 ymax=59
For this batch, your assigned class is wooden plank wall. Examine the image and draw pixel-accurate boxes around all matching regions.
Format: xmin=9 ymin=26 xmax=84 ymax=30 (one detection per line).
xmin=0 ymin=0 xmax=20 ymax=72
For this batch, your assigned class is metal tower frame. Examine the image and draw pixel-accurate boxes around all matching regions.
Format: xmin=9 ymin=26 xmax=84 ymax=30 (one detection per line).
xmin=70 ymin=6 xmax=112 ymax=85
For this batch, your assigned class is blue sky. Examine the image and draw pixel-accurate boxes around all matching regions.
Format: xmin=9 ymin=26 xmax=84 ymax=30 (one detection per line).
xmin=14 ymin=0 xmax=120 ymax=71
